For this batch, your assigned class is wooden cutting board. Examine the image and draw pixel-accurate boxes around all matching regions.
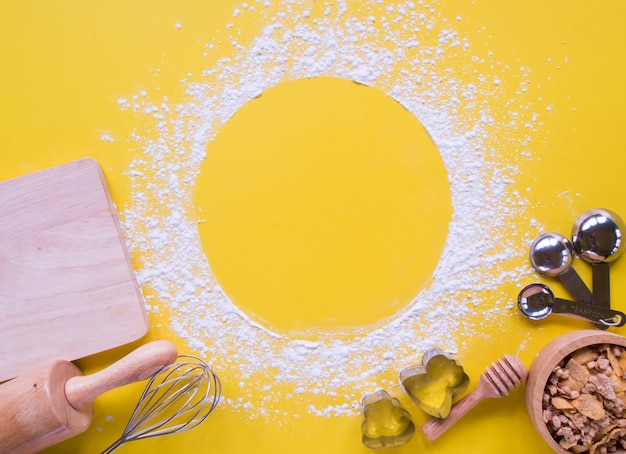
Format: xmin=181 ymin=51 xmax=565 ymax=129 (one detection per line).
xmin=0 ymin=158 xmax=149 ymax=382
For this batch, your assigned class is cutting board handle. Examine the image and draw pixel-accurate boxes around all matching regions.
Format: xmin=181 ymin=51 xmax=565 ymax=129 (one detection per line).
xmin=65 ymin=341 xmax=178 ymax=410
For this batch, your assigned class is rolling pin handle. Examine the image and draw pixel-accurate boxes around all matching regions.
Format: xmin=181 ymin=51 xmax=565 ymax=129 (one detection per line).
xmin=65 ymin=340 xmax=178 ymax=410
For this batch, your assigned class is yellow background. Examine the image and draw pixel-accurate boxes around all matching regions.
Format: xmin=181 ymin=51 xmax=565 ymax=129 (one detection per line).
xmin=1 ymin=1 xmax=626 ymax=453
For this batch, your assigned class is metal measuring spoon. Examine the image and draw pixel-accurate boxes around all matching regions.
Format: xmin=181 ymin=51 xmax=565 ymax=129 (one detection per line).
xmin=517 ymin=283 xmax=625 ymax=327
xmin=530 ymin=232 xmax=593 ymax=304
xmin=572 ymin=208 xmax=625 ymax=263
xmin=529 ymin=232 xmax=603 ymax=329
xmin=572 ymin=209 xmax=626 ymax=315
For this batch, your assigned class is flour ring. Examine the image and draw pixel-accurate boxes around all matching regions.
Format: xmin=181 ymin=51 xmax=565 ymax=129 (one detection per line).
xmin=122 ymin=3 xmax=531 ymax=419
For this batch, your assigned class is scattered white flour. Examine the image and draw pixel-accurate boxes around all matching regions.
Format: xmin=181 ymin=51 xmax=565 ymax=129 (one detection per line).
xmin=116 ymin=0 xmax=543 ymax=420
xmin=99 ymin=132 xmax=115 ymax=143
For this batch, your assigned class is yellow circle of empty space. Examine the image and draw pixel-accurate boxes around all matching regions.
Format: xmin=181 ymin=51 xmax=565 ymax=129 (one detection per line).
xmin=195 ymin=77 xmax=451 ymax=332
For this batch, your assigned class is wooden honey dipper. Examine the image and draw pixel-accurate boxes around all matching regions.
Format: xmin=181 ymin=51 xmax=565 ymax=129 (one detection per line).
xmin=421 ymin=354 xmax=528 ymax=441
xmin=0 ymin=340 xmax=178 ymax=454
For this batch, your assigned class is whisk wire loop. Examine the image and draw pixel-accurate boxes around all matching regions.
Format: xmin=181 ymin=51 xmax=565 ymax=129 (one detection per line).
xmin=130 ymin=370 xmax=202 ymax=436
xmin=101 ymin=355 xmax=221 ymax=454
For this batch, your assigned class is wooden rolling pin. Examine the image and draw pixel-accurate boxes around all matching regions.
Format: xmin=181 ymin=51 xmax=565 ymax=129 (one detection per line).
xmin=0 ymin=340 xmax=178 ymax=454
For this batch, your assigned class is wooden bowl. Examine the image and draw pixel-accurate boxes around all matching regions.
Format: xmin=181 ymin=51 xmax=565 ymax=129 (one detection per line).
xmin=526 ymin=330 xmax=626 ymax=453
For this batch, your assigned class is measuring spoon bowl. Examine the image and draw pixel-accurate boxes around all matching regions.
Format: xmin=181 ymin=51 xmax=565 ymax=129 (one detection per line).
xmin=530 ymin=232 xmax=575 ymax=276
xmin=572 ymin=208 xmax=626 ymax=264
xmin=529 ymin=232 xmax=593 ymax=304
xmin=518 ymin=283 xmax=554 ymax=321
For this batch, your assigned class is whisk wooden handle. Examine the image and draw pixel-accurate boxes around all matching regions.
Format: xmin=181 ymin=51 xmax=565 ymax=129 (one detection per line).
xmin=421 ymin=354 xmax=527 ymax=441
xmin=65 ymin=340 xmax=178 ymax=410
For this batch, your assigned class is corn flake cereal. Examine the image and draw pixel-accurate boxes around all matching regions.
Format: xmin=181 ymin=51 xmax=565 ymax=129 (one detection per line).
xmin=543 ymin=344 xmax=626 ymax=453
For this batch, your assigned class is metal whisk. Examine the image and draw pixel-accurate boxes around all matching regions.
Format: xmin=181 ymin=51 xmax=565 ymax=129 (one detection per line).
xmin=101 ymin=355 xmax=221 ymax=453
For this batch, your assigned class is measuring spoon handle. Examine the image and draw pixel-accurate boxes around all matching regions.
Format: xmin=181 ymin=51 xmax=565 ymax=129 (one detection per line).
xmin=592 ymin=262 xmax=611 ymax=308
xmin=559 ymin=267 xmax=593 ymax=304
xmin=552 ymin=297 xmax=626 ymax=327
